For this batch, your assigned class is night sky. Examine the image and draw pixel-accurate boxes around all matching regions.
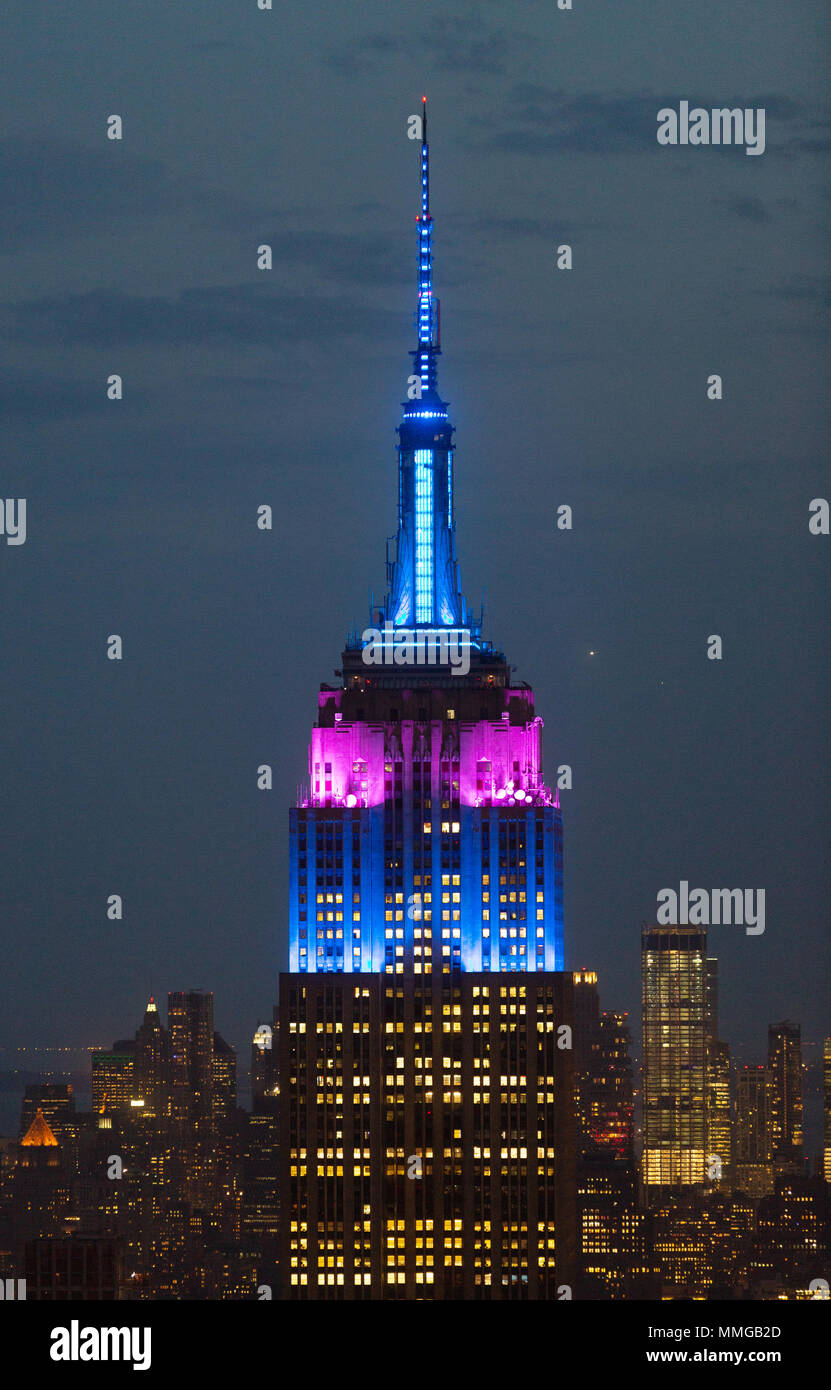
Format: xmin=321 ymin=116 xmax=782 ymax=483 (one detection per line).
xmin=1 ymin=2 xmax=828 ymax=1137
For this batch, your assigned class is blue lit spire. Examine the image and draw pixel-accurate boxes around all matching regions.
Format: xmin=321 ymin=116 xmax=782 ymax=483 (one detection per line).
xmin=415 ymin=95 xmax=439 ymax=396
xmin=379 ymin=99 xmax=478 ymax=636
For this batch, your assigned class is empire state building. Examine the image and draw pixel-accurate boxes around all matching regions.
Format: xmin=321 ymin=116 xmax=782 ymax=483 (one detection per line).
xmin=279 ymin=102 xmax=576 ymax=1299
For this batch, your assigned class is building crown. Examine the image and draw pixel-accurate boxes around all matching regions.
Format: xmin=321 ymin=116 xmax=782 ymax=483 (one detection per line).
xmin=21 ymin=1106 xmax=59 ymax=1146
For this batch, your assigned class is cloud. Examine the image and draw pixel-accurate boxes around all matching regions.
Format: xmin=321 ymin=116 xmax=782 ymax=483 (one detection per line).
xmin=259 ymin=227 xmax=409 ymax=285
xmin=189 ymin=40 xmax=249 ymax=53
xmin=0 ymin=138 xmax=276 ymax=250
xmin=0 ymin=139 xmax=170 ymax=249
xmin=715 ymin=196 xmax=771 ymax=224
xmin=713 ymin=194 xmax=799 ymax=224
xmin=767 ymin=273 xmax=831 ymax=306
xmin=3 ymin=284 xmax=401 ymax=347
xmin=0 ymin=368 xmax=102 ymax=420
xmin=460 ymin=213 xmax=591 ymax=239
xmin=327 ymin=12 xmax=518 ymax=77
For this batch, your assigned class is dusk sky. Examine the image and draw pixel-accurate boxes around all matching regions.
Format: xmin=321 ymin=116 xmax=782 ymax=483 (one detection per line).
xmin=1 ymin=2 xmax=828 ymax=1134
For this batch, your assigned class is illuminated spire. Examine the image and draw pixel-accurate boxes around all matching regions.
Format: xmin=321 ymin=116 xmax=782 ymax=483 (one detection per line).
xmin=375 ymin=100 xmax=477 ymax=636
xmin=414 ymin=94 xmax=440 ymax=396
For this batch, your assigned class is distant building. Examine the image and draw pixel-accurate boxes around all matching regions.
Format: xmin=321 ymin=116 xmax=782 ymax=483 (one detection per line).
xmin=90 ymin=1046 xmax=136 ymax=1114
xmin=706 ymin=1041 xmax=732 ymax=1186
xmin=641 ymin=925 xmax=707 ymax=1192
xmin=212 ymin=1032 xmax=237 ymax=1119
xmin=573 ymin=973 xmax=634 ymax=1158
xmin=242 ymin=1101 xmax=280 ymax=1282
xmin=20 ymin=1108 xmax=59 ymax=1149
xmin=14 ymin=1109 xmax=69 ymax=1241
xmin=597 ymin=1012 xmax=635 ymax=1161
xmin=753 ymin=1176 xmax=829 ymax=1291
xmin=251 ymin=1020 xmax=279 ymax=1104
xmin=768 ymin=1021 xmax=804 ymax=1176
xmin=133 ymin=996 xmax=170 ymax=1119
xmin=19 ymin=1083 xmax=75 ymax=1142
xmin=734 ymin=1065 xmax=774 ymax=1197
xmin=650 ymin=1191 xmax=741 ymax=1298
xmin=704 ymin=957 xmax=731 ymax=1187
xmin=24 ymin=1236 xmax=122 ymax=1300
xmin=168 ymin=991 xmax=214 ymax=1133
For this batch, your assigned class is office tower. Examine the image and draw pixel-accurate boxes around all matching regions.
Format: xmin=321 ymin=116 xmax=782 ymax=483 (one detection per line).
xmin=251 ymin=1020 xmax=279 ymax=1104
xmin=166 ymin=990 xmax=218 ymax=1225
xmin=246 ymin=1020 xmax=281 ymax=1287
xmin=768 ymin=1020 xmax=804 ymax=1176
xmin=572 ymin=976 xmax=634 ymax=1161
xmin=18 ymin=1083 xmax=76 ymax=1141
xmin=14 ymin=1109 xmax=69 ymax=1241
xmin=597 ymin=1012 xmax=635 ymax=1161
xmin=706 ymin=1040 xmax=732 ymax=1185
xmin=212 ymin=1033 xmax=237 ymax=1120
xmin=703 ymin=955 xmax=731 ymax=1186
xmin=133 ymin=996 xmax=170 ymax=1119
xmin=573 ymin=991 xmax=642 ymax=1298
xmin=734 ymin=1065 xmax=774 ymax=1197
xmin=90 ymin=1044 xmax=136 ymax=1114
xmin=168 ymin=990 xmax=214 ymax=1132
xmin=280 ymin=103 xmax=575 ymax=1299
xmin=641 ymin=924 xmax=707 ymax=1192
xmin=242 ymin=1102 xmax=280 ymax=1246
xmin=91 ymin=1002 xmax=170 ymax=1120
xmin=573 ymin=969 xmax=601 ymax=1150
xmin=824 ymin=1038 xmax=831 ymax=1183
xmin=576 ymin=1155 xmax=650 ymax=1299
xmin=573 ymin=970 xmax=601 ymax=1076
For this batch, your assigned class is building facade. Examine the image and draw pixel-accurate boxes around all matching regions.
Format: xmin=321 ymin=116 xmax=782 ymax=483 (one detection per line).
xmin=641 ymin=924 xmax=707 ymax=1192
xmin=767 ymin=1020 xmax=804 ymax=1177
xmin=734 ymin=1065 xmax=774 ymax=1198
xmin=280 ymin=103 xmax=576 ymax=1299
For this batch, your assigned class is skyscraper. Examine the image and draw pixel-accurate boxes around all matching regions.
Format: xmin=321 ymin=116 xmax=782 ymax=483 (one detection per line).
xmin=280 ymin=102 xmax=576 ymax=1299
xmin=133 ymin=996 xmax=170 ymax=1120
xmin=14 ymin=1109 xmax=68 ymax=1242
xmin=212 ymin=1032 xmax=238 ymax=1120
xmin=641 ymin=924 xmax=707 ymax=1192
xmin=704 ymin=958 xmax=731 ymax=1188
xmin=19 ymin=1083 xmax=76 ymax=1141
xmin=90 ymin=1044 xmax=136 ymax=1114
xmin=168 ymin=990 xmax=214 ymax=1133
xmin=572 ymin=975 xmax=643 ymax=1299
xmin=251 ymin=1021 xmax=279 ymax=1104
xmin=734 ymin=1065 xmax=774 ymax=1198
xmin=767 ymin=1020 xmax=804 ymax=1176
xmin=707 ymin=1040 xmax=732 ymax=1187
xmin=824 ymin=1038 xmax=831 ymax=1184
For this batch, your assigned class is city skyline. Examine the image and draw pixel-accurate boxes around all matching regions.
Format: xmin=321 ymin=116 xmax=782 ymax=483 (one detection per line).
xmin=2 ymin=1 xmax=829 ymax=1082
xmin=1 ymin=0 xmax=828 ymax=1318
